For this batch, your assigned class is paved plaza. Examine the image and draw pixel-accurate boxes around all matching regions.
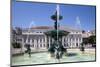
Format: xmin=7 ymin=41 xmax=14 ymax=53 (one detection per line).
xmin=12 ymin=48 xmax=95 ymax=66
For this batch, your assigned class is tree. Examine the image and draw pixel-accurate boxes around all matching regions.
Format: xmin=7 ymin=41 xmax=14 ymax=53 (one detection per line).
xmin=82 ymin=30 xmax=85 ymax=33
xmin=80 ymin=38 xmax=88 ymax=53
xmin=82 ymin=38 xmax=89 ymax=45
xmin=15 ymin=27 xmax=22 ymax=35
xmin=12 ymin=27 xmax=23 ymax=53
xmin=12 ymin=42 xmax=22 ymax=48
xmin=82 ymin=35 xmax=96 ymax=48
xmin=88 ymin=35 xmax=96 ymax=47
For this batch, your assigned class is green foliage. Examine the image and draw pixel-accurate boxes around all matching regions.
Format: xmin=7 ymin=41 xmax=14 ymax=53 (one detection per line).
xmin=88 ymin=35 xmax=96 ymax=44
xmin=82 ymin=35 xmax=96 ymax=47
xmin=48 ymin=45 xmax=55 ymax=54
xmin=80 ymin=43 xmax=85 ymax=51
xmin=12 ymin=42 xmax=22 ymax=48
xmin=15 ymin=27 xmax=22 ymax=35
xmin=82 ymin=38 xmax=88 ymax=45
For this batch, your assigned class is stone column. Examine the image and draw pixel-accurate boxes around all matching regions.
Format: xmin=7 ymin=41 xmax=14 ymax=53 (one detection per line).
xmin=64 ymin=36 xmax=66 ymax=47
xmin=74 ymin=36 xmax=77 ymax=47
xmin=47 ymin=36 xmax=49 ymax=48
xmin=49 ymin=37 xmax=51 ymax=48
xmin=78 ymin=37 xmax=79 ymax=47
xmin=34 ymin=38 xmax=37 ymax=49
xmin=42 ymin=37 xmax=44 ymax=48
xmin=70 ymin=37 xmax=72 ymax=48
xmin=66 ymin=37 xmax=68 ymax=47
xmin=62 ymin=37 xmax=64 ymax=46
xmin=67 ymin=37 xmax=69 ymax=47
xmin=37 ymin=38 xmax=39 ymax=49
xmin=30 ymin=38 xmax=32 ymax=46
xmin=38 ymin=37 xmax=40 ymax=48
xmin=45 ymin=36 xmax=47 ymax=48
xmin=52 ymin=38 xmax=54 ymax=44
xmin=21 ymin=38 xmax=24 ymax=53
xmin=32 ymin=39 xmax=34 ymax=48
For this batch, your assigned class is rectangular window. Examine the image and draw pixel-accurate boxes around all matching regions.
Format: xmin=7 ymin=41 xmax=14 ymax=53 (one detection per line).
xmin=33 ymin=44 xmax=34 ymax=47
xmin=40 ymin=44 xmax=42 ymax=47
xmin=44 ymin=44 xmax=45 ymax=47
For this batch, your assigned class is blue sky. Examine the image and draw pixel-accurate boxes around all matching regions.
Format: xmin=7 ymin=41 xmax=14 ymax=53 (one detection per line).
xmin=12 ymin=0 xmax=96 ymax=31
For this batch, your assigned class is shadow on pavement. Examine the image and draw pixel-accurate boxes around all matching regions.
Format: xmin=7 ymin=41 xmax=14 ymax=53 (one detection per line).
xmin=66 ymin=53 xmax=77 ymax=57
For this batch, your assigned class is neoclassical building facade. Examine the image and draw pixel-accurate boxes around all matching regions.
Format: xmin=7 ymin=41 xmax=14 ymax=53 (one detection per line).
xmin=17 ymin=26 xmax=83 ymax=52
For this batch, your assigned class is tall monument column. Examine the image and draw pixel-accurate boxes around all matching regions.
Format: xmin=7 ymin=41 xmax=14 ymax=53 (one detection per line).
xmin=51 ymin=5 xmax=63 ymax=30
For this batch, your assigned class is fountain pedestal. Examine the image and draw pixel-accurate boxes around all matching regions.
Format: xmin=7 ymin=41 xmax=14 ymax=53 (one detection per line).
xmin=44 ymin=5 xmax=69 ymax=60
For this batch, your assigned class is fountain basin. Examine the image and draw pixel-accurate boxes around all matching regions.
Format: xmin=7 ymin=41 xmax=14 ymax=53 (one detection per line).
xmin=12 ymin=48 xmax=95 ymax=66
